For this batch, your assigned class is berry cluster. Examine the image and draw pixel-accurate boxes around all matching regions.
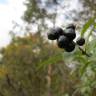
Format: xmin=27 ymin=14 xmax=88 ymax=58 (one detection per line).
xmin=47 ymin=24 xmax=85 ymax=52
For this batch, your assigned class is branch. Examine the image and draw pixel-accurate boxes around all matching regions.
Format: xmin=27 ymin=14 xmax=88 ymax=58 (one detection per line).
xmin=78 ymin=47 xmax=91 ymax=57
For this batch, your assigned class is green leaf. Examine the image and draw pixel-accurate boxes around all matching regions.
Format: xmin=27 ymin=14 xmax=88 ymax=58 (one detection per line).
xmin=79 ymin=60 xmax=91 ymax=76
xmin=81 ymin=17 xmax=96 ymax=37
xmin=37 ymin=53 xmax=63 ymax=70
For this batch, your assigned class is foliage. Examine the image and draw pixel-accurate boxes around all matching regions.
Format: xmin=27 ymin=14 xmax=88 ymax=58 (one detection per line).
xmin=0 ymin=32 xmax=76 ymax=96
xmin=63 ymin=17 xmax=96 ymax=96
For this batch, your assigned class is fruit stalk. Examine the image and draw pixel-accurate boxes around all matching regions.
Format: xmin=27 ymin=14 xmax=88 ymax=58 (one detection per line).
xmin=78 ymin=47 xmax=91 ymax=57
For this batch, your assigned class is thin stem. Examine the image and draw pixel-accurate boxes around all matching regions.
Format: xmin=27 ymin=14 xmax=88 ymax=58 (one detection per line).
xmin=78 ymin=47 xmax=91 ymax=57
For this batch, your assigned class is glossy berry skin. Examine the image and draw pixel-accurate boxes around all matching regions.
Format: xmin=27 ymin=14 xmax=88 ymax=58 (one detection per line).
xmin=76 ymin=37 xmax=85 ymax=46
xmin=66 ymin=24 xmax=76 ymax=30
xmin=55 ymin=27 xmax=64 ymax=35
xmin=64 ymin=28 xmax=76 ymax=41
xmin=47 ymin=27 xmax=64 ymax=40
xmin=64 ymin=41 xmax=75 ymax=52
xmin=47 ymin=32 xmax=57 ymax=40
xmin=57 ymin=35 xmax=70 ymax=48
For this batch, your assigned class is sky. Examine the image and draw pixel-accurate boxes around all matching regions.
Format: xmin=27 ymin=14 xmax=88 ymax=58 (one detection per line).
xmin=0 ymin=0 xmax=8 ymax=4
xmin=0 ymin=0 xmax=82 ymax=48
xmin=0 ymin=0 xmax=26 ymax=48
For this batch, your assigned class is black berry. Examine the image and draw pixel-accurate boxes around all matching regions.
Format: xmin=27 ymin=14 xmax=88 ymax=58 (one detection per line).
xmin=76 ymin=37 xmax=85 ymax=46
xmin=57 ymin=35 xmax=70 ymax=48
xmin=47 ymin=27 xmax=64 ymax=40
xmin=66 ymin=24 xmax=76 ymax=29
xmin=64 ymin=41 xmax=75 ymax=52
xmin=47 ymin=32 xmax=57 ymax=40
xmin=64 ymin=28 xmax=76 ymax=41
xmin=55 ymin=27 xmax=64 ymax=36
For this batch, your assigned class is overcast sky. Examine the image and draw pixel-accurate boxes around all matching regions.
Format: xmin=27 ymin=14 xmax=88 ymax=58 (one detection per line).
xmin=0 ymin=0 xmax=26 ymax=48
xmin=0 ymin=0 xmax=81 ymax=48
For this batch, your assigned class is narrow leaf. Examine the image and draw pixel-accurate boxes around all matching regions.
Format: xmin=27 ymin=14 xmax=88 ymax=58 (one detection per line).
xmin=37 ymin=53 xmax=63 ymax=70
xmin=81 ymin=17 xmax=96 ymax=36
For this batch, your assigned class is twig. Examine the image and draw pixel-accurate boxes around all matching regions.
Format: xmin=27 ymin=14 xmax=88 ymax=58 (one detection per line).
xmin=78 ymin=47 xmax=91 ymax=57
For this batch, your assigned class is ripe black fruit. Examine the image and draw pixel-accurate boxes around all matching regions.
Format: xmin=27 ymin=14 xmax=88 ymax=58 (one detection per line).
xmin=47 ymin=27 xmax=64 ymax=40
xmin=66 ymin=24 xmax=76 ymax=29
xmin=76 ymin=37 xmax=85 ymax=46
xmin=47 ymin=32 xmax=57 ymax=40
xmin=64 ymin=41 xmax=75 ymax=52
xmin=64 ymin=28 xmax=76 ymax=41
xmin=57 ymin=35 xmax=70 ymax=48
xmin=55 ymin=27 xmax=64 ymax=35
